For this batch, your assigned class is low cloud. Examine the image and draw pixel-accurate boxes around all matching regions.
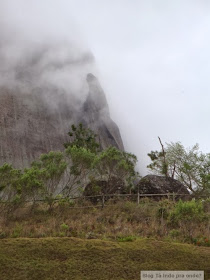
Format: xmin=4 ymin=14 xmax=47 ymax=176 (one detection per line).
xmin=0 ymin=0 xmax=96 ymax=104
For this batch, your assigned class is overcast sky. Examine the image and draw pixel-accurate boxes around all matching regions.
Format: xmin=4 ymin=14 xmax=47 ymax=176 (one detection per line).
xmin=2 ymin=0 xmax=210 ymax=174
xmin=70 ymin=0 xmax=210 ymax=174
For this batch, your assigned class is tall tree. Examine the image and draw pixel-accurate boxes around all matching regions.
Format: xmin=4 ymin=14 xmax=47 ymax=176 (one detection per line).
xmin=63 ymin=146 xmax=96 ymax=196
xmin=93 ymin=146 xmax=138 ymax=194
xmin=147 ymin=140 xmax=210 ymax=194
xmin=31 ymin=151 xmax=67 ymax=208
xmin=0 ymin=164 xmax=22 ymax=203
xmin=64 ymin=123 xmax=100 ymax=154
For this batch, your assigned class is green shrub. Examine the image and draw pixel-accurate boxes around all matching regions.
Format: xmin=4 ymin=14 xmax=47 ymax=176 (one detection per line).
xmin=157 ymin=200 xmax=175 ymax=220
xmin=168 ymin=200 xmax=208 ymax=239
xmin=0 ymin=231 xmax=6 ymax=239
xmin=117 ymin=235 xmax=136 ymax=242
xmin=169 ymin=229 xmax=180 ymax=239
xmin=60 ymin=223 xmax=69 ymax=231
xmin=202 ymin=198 xmax=210 ymax=212
xmin=11 ymin=223 xmax=23 ymax=238
xmin=169 ymin=200 xmax=206 ymax=225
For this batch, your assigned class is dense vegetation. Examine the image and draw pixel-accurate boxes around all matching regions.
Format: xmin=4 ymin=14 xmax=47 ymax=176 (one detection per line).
xmin=1 ymin=125 xmax=210 ymax=209
xmin=0 ymin=124 xmax=138 ymax=209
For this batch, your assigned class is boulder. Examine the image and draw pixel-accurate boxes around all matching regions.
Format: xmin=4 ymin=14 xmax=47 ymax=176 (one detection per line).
xmin=138 ymin=175 xmax=189 ymax=198
xmin=83 ymin=177 xmax=126 ymax=204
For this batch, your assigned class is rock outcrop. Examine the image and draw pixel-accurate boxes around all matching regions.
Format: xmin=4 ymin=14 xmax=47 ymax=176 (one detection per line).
xmin=82 ymin=73 xmax=124 ymax=150
xmin=83 ymin=177 xmax=126 ymax=204
xmin=0 ymin=73 xmax=124 ymax=168
xmin=138 ymin=175 xmax=189 ymax=196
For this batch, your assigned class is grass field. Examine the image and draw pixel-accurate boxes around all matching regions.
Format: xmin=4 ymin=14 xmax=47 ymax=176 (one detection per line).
xmin=0 ymin=237 xmax=209 ymax=280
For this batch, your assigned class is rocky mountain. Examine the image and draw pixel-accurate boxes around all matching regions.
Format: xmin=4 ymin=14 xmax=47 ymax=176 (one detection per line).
xmin=0 ymin=73 xmax=124 ymax=168
xmin=82 ymin=73 xmax=124 ymax=150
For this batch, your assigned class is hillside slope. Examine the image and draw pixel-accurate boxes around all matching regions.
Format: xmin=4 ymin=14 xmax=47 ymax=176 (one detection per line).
xmin=0 ymin=238 xmax=209 ymax=280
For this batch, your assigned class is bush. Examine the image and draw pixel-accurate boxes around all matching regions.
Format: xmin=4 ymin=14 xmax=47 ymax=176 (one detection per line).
xmin=0 ymin=231 xmax=6 ymax=239
xmin=168 ymin=199 xmax=208 ymax=239
xmin=11 ymin=223 xmax=23 ymax=238
xmin=156 ymin=200 xmax=175 ymax=220
xmin=117 ymin=235 xmax=136 ymax=242
xmin=192 ymin=237 xmax=210 ymax=247
xmin=169 ymin=229 xmax=180 ymax=239
xmin=169 ymin=200 xmax=206 ymax=224
xmin=202 ymin=198 xmax=210 ymax=212
xmin=60 ymin=223 xmax=69 ymax=231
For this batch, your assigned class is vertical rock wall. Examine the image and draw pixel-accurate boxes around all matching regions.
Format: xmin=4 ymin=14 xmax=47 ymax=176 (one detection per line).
xmin=0 ymin=73 xmax=124 ymax=168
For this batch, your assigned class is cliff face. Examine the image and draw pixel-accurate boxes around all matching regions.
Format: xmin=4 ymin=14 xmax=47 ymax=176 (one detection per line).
xmin=82 ymin=74 xmax=124 ymax=150
xmin=0 ymin=73 xmax=124 ymax=168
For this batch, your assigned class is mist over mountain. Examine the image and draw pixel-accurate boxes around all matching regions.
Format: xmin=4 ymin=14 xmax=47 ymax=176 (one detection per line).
xmin=0 ymin=1 xmax=124 ymax=167
xmin=1 ymin=1 xmax=209 ymax=175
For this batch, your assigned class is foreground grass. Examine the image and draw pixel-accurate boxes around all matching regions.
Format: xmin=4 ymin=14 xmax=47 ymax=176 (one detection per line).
xmin=0 ymin=237 xmax=209 ymax=280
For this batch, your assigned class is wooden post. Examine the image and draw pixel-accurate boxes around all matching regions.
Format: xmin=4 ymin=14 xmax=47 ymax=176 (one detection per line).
xmin=137 ymin=187 xmax=140 ymax=205
xmin=102 ymin=194 xmax=105 ymax=209
xmin=173 ymin=192 xmax=175 ymax=202
xmin=161 ymin=209 xmax=164 ymax=235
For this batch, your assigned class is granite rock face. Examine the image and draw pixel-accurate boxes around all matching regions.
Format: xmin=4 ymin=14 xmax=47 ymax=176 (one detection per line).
xmin=138 ymin=175 xmax=189 ymax=196
xmin=82 ymin=74 xmax=124 ymax=150
xmin=0 ymin=73 xmax=124 ymax=168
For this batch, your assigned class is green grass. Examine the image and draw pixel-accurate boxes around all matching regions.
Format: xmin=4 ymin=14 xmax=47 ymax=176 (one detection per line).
xmin=0 ymin=237 xmax=209 ymax=280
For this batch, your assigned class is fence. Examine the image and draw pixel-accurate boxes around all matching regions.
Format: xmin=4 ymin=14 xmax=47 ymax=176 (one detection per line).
xmin=68 ymin=192 xmax=209 ymax=208
xmin=0 ymin=192 xmax=209 ymax=210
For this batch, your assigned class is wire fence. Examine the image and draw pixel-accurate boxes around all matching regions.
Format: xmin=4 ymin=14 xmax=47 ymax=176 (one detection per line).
xmin=0 ymin=192 xmax=209 ymax=210
xmin=75 ymin=192 xmax=209 ymax=208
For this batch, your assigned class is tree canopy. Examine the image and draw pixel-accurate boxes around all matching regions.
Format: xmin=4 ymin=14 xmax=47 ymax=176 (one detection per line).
xmin=147 ymin=140 xmax=210 ymax=195
xmin=64 ymin=123 xmax=100 ymax=154
xmin=0 ymin=124 xmax=138 ymax=206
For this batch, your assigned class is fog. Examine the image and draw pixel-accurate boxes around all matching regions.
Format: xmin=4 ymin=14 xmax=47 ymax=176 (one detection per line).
xmin=1 ymin=0 xmax=210 ymax=175
xmin=0 ymin=0 xmax=96 ymax=102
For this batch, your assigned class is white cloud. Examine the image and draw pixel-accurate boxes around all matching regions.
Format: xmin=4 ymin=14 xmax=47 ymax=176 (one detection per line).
xmin=1 ymin=0 xmax=210 ymax=174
